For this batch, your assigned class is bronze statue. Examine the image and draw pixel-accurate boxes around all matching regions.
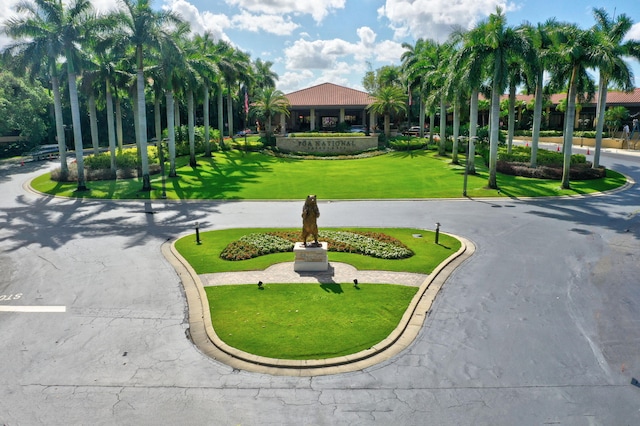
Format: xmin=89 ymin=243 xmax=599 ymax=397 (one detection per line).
xmin=301 ymin=195 xmax=320 ymax=246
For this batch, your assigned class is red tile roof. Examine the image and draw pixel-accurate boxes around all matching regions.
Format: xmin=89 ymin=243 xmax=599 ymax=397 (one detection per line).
xmin=285 ymin=83 xmax=374 ymax=107
xmin=503 ymin=88 xmax=640 ymax=105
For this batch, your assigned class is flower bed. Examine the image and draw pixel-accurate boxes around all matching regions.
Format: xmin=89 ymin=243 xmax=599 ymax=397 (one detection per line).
xmin=220 ymin=230 xmax=414 ymax=261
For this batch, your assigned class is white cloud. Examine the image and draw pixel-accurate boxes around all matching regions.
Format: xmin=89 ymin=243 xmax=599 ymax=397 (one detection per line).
xmin=230 ymin=10 xmax=299 ymax=36
xmin=627 ymin=22 xmax=640 ymax=41
xmin=277 ymin=69 xmax=314 ymax=93
xmin=374 ymin=39 xmax=404 ymax=63
xmin=225 ymin=0 xmax=346 ymax=23
xmin=378 ymin=0 xmax=517 ymax=42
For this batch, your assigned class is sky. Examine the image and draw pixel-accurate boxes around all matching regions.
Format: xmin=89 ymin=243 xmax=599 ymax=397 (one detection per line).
xmin=2 ymin=0 xmax=640 ymax=94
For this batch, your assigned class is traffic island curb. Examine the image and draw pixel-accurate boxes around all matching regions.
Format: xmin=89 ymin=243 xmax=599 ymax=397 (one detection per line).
xmin=162 ymin=234 xmax=475 ymax=376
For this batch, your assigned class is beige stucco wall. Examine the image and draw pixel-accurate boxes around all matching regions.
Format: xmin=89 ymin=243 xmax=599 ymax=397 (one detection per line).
xmin=517 ymin=136 xmax=628 ymax=149
xmin=276 ymin=135 xmax=379 ymax=154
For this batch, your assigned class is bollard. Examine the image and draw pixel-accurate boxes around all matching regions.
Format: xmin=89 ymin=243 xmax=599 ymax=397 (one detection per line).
xmin=435 ymin=222 xmax=441 ymax=245
xmin=195 ymin=222 xmax=201 ymax=244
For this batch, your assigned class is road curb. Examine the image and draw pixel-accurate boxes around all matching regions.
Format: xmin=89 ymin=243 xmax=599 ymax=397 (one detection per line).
xmin=162 ymin=233 xmax=475 ymax=376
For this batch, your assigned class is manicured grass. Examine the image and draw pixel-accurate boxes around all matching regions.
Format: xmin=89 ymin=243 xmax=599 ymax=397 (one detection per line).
xmin=206 ymin=283 xmax=418 ymax=359
xmin=174 ymin=227 xmax=461 ymax=274
xmin=30 ymin=149 xmax=627 ymax=200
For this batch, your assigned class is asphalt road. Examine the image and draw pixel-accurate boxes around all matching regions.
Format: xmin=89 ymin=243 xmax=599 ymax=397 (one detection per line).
xmin=0 ymin=145 xmax=639 ymax=425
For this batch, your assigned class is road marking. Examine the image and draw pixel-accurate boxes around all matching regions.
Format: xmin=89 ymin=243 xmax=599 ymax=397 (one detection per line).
xmin=0 ymin=306 xmax=66 ymax=313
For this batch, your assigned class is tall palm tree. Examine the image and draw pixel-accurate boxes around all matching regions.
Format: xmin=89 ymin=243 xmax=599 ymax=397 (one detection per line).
xmin=114 ymin=0 xmax=183 ymax=191
xmin=367 ymin=86 xmax=408 ymax=138
xmin=521 ymin=19 xmax=559 ymax=168
xmin=4 ymin=0 xmax=93 ymax=183
xmin=548 ymin=23 xmax=598 ymax=189
xmin=217 ymin=43 xmax=251 ymax=138
xmin=463 ymin=7 xmax=528 ymax=189
xmin=449 ymin=28 xmax=489 ymax=174
xmin=253 ymin=58 xmax=278 ymax=90
xmin=591 ymin=8 xmax=640 ymax=168
xmin=251 ymin=87 xmax=290 ymax=139
xmin=193 ymin=32 xmax=222 ymax=157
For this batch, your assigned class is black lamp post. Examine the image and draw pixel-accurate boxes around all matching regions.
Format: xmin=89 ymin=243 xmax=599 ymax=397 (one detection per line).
xmin=195 ymin=222 xmax=201 ymax=245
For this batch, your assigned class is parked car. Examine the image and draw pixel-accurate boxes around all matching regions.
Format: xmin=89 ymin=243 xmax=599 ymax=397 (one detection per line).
xmin=349 ymin=125 xmax=367 ymax=133
xmin=25 ymin=144 xmax=63 ymax=161
xmin=402 ymin=126 xmax=423 ymax=136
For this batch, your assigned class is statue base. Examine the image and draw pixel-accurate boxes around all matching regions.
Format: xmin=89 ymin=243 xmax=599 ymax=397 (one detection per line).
xmin=293 ymin=242 xmax=328 ymax=272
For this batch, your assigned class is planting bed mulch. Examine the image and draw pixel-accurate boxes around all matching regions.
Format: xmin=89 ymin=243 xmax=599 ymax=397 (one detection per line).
xmin=497 ymin=161 xmax=606 ymax=180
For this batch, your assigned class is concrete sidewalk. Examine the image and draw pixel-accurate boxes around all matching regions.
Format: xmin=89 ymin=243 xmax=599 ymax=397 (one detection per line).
xmin=200 ymin=261 xmax=428 ymax=287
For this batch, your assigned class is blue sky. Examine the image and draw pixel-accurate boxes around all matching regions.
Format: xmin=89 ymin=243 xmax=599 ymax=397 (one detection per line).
xmin=2 ymin=0 xmax=640 ymax=93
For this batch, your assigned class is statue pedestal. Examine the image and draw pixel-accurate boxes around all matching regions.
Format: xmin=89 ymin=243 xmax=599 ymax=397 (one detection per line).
xmin=293 ymin=242 xmax=328 ymax=272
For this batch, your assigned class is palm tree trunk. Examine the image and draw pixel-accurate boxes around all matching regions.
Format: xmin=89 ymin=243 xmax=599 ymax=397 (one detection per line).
xmin=507 ymin=83 xmax=516 ymax=154
xmin=203 ymin=85 xmax=211 ymax=157
xmin=106 ymin=80 xmax=116 ymax=172
xmin=488 ymin=84 xmax=501 ymax=189
xmin=88 ymin=94 xmax=100 ymax=155
xmin=593 ymin=76 xmax=607 ymax=168
xmin=67 ymin=71 xmax=87 ymax=191
xmin=561 ymin=68 xmax=578 ymax=190
xmin=384 ymin=114 xmax=390 ymax=138
xmin=531 ymin=69 xmax=544 ymax=168
xmin=51 ymin=73 xmax=68 ymax=176
xmin=439 ymin=97 xmax=446 ymax=156
xmin=468 ymin=88 xmax=478 ymax=174
xmin=165 ymin=90 xmax=177 ymax=177
xmin=136 ymin=61 xmax=151 ymax=191
xmin=217 ymin=89 xmax=224 ymax=144
xmin=115 ymin=96 xmax=123 ymax=150
xmin=188 ymin=89 xmax=196 ymax=167
xmin=226 ymin=86 xmax=234 ymax=139
xmin=452 ymin=99 xmax=460 ymax=164
xmin=429 ymin=111 xmax=436 ymax=145
xmin=419 ymin=98 xmax=426 ymax=138
xmin=154 ymin=94 xmax=162 ymax=143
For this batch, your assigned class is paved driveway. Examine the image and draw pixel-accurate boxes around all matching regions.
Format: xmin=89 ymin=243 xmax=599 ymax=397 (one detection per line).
xmin=0 ymin=147 xmax=639 ymax=425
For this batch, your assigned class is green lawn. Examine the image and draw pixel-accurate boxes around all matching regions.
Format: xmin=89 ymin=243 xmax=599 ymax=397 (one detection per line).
xmin=30 ymin=149 xmax=627 ymax=199
xmin=174 ymin=227 xmax=461 ymax=274
xmin=206 ymin=283 xmax=418 ymax=359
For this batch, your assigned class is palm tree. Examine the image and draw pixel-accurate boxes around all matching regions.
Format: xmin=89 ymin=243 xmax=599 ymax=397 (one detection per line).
xmin=590 ymin=8 xmax=640 ymax=168
xmin=193 ymin=32 xmax=222 ymax=157
xmin=367 ymin=86 xmax=407 ymax=138
xmin=4 ymin=0 xmax=88 ymax=182
xmin=217 ymin=43 xmax=251 ymax=138
xmin=449 ymin=28 xmax=489 ymax=174
xmin=548 ymin=23 xmax=598 ymax=189
xmin=251 ymin=87 xmax=290 ymax=140
xmin=114 ymin=0 xmax=183 ymax=191
xmin=463 ymin=7 xmax=528 ymax=189
xmin=521 ymin=19 xmax=559 ymax=168
xmin=253 ymin=58 xmax=278 ymax=90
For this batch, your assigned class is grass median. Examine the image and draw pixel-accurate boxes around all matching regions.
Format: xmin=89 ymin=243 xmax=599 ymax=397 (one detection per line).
xmin=30 ymin=149 xmax=627 ymax=200
xmin=175 ymin=227 xmax=461 ymax=359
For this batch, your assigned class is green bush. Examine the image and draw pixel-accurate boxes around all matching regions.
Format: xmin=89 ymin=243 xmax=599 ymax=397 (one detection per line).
xmin=498 ymin=146 xmax=585 ymax=166
xmin=220 ymin=230 xmax=413 ymax=261
xmin=389 ymin=138 xmax=426 ymax=150
xmin=288 ymin=132 xmax=364 ymax=138
xmin=84 ymin=147 xmax=159 ymax=170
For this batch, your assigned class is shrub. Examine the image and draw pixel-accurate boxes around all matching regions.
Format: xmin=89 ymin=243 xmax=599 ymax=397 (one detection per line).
xmin=389 ymin=138 xmax=426 ymax=151
xmin=220 ymin=230 xmax=414 ymax=261
xmin=497 ymin=161 xmax=606 ymax=180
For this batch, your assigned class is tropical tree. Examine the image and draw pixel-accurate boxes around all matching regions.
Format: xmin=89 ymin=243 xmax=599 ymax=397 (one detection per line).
xmin=217 ymin=43 xmax=251 ymax=138
xmin=253 ymin=58 xmax=278 ymax=90
xmin=367 ymin=86 xmax=408 ymax=138
xmin=590 ymin=8 xmax=640 ymax=168
xmin=449 ymin=28 xmax=489 ymax=174
xmin=521 ymin=19 xmax=559 ymax=168
xmin=3 ymin=0 xmax=80 ymax=180
xmin=548 ymin=23 xmax=598 ymax=189
xmin=251 ymin=87 xmax=290 ymax=140
xmin=461 ymin=8 xmax=529 ymax=188
xmin=114 ymin=0 xmax=183 ymax=191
